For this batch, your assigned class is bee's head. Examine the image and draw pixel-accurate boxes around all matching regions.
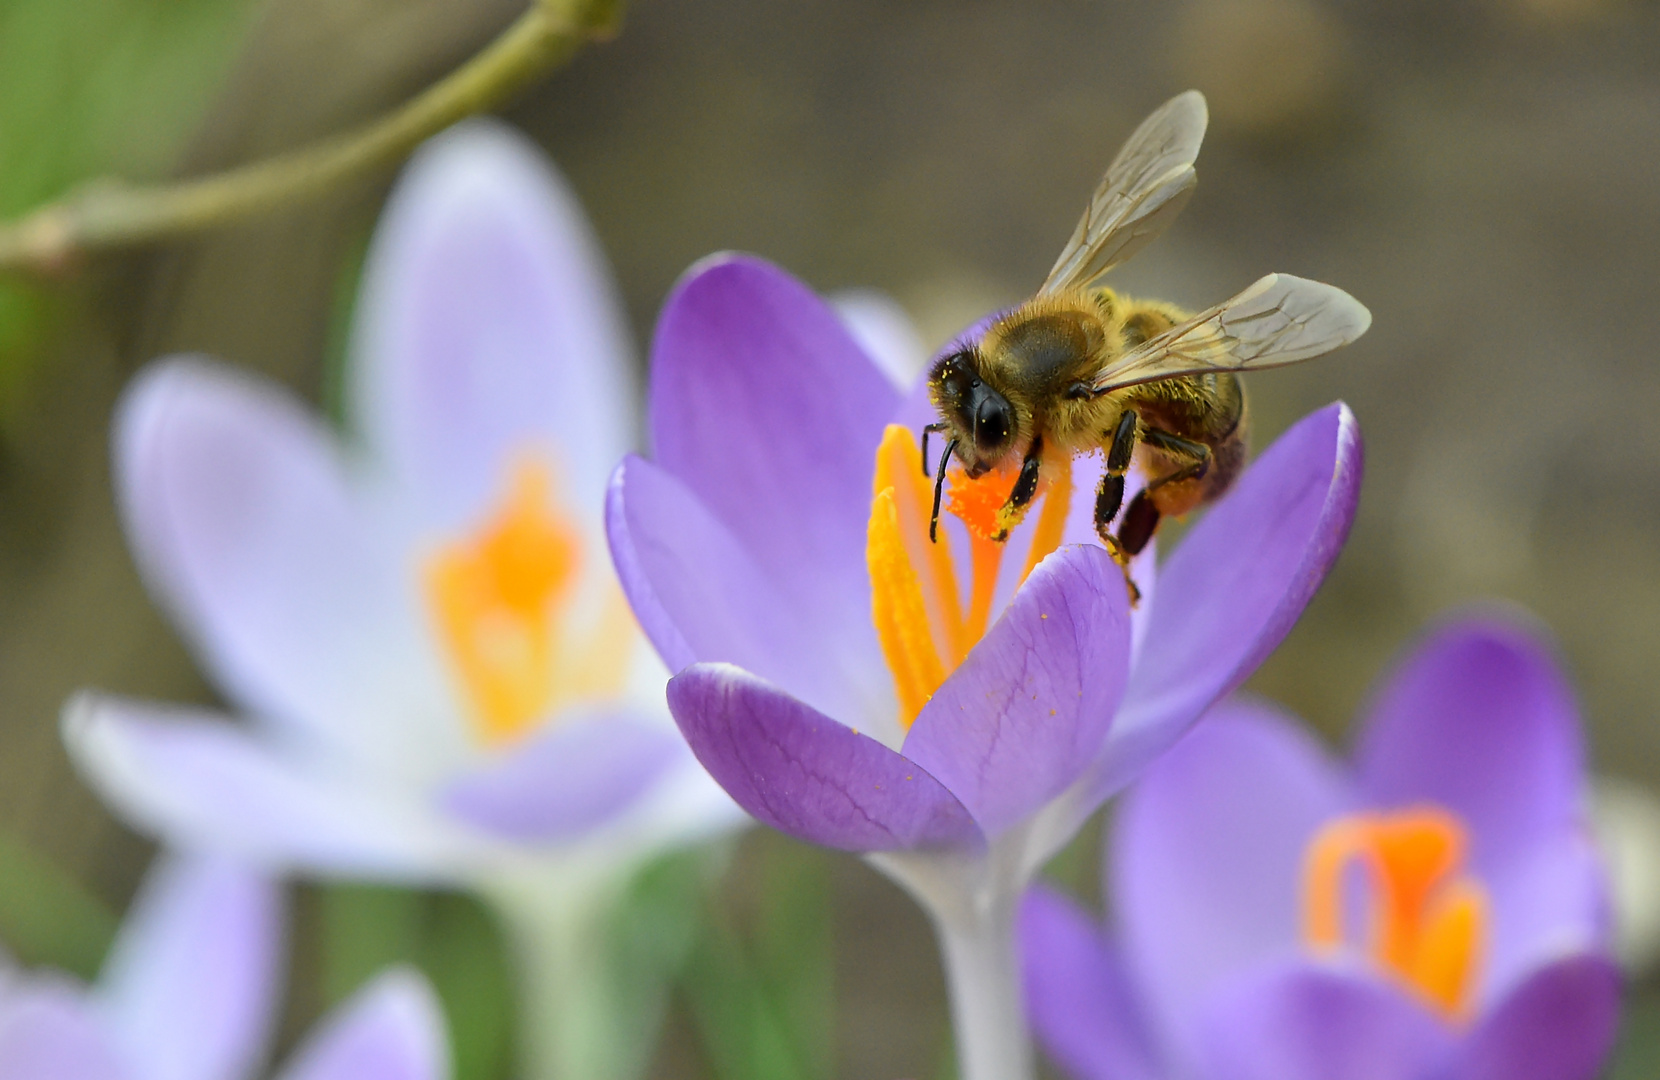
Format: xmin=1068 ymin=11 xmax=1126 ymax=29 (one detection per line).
xmin=927 ymin=348 xmax=1017 ymax=474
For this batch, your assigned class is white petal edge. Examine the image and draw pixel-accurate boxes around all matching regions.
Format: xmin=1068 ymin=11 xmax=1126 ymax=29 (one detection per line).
xmin=64 ymin=695 xmax=481 ymax=886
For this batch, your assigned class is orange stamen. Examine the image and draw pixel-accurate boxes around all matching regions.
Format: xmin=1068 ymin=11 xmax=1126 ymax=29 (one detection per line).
xmin=873 ymin=427 xmax=969 ymax=664
xmin=424 ymin=456 xmax=630 ymax=746
xmin=865 ymin=428 xmax=1076 ymax=728
xmin=963 ymin=531 xmax=1002 ymax=647
xmin=869 ymin=487 xmax=946 ymax=727
xmin=1301 ymin=805 xmax=1489 ymax=1022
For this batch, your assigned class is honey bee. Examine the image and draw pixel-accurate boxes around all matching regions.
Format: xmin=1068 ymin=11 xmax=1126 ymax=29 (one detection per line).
xmin=924 ymin=90 xmax=1370 ymax=565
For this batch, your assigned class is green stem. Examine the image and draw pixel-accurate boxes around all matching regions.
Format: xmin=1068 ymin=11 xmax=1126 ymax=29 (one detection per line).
xmin=485 ymin=863 xmax=669 ymax=1080
xmin=0 ymin=0 xmax=620 ymax=275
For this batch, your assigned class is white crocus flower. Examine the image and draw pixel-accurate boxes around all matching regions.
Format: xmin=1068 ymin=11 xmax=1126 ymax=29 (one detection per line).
xmin=65 ymin=120 xmax=743 ymax=1080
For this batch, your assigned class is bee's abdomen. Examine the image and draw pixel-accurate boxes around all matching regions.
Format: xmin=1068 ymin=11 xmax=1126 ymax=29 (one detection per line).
xmin=1201 ymin=419 xmax=1248 ymax=499
xmin=1131 ymin=372 xmax=1244 ymax=443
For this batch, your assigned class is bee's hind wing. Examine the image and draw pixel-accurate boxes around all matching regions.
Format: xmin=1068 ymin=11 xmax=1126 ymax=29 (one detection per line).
xmin=1038 ymin=90 xmax=1209 ymax=296
xmin=1089 ymin=273 xmax=1372 ymax=392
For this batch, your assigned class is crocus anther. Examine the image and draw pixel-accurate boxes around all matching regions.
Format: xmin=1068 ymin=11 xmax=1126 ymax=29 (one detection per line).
xmin=426 ymin=453 xmax=634 ymax=745
xmin=1302 ymin=803 xmax=1490 ymax=1021
xmin=867 ymin=425 xmax=1074 ymax=730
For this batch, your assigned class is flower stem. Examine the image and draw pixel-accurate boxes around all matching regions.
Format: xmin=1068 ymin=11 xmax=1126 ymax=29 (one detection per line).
xmin=932 ymin=895 xmax=1035 ymax=1080
xmin=0 ymin=0 xmax=622 ymax=275
xmin=485 ymin=864 xmax=666 ymax=1080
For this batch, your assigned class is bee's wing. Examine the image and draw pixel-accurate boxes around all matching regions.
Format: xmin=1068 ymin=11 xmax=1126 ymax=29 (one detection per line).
xmin=1038 ymin=90 xmax=1209 ymax=297
xmin=1089 ymin=273 xmax=1372 ymax=392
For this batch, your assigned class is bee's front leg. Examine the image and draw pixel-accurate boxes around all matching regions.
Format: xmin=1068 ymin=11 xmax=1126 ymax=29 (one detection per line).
xmin=992 ymin=435 xmax=1044 ymax=542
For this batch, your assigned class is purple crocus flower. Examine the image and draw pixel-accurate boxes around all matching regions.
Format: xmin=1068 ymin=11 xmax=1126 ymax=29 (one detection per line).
xmin=0 ymin=852 xmax=446 ymax=1080
xmin=61 ymin=121 xmax=739 ymax=1080
xmin=605 ymin=253 xmax=1362 ymax=1080
xmin=1022 ymin=616 xmax=1618 ymax=1080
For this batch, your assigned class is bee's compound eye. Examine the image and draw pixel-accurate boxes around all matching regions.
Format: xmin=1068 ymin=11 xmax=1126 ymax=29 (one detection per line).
xmin=972 ymin=392 xmax=1012 ymax=453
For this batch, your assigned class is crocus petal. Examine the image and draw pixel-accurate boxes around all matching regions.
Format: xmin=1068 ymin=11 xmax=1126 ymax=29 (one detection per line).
xmin=1112 ymin=701 xmax=1355 ymax=1059
xmin=96 ymin=854 xmax=281 ymax=1080
xmin=277 ymin=968 xmax=449 ymax=1080
xmin=1020 ymin=887 xmax=1163 ymax=1080
xmin=1474 ymin=831 xmax=1610 ymax=1003
xmin=606 ymin=454 xmax=891 ymax=732
xmin=904 ymin=546 xmax=1131 ymax=836
xmin=1352 ymin=618 xmax=1604 ymax=970
xmin=1197 ymin=960 xmax=1454 ymax=1080
xmin=65 ymin=696 xmax=470 ymax=883
xmin=0 ymin=979 xmax=131 ymax=1080
xmin=1088 ymin=402 xmax=1362 ymax=804
xmin=441 ymin=711 xmax=684 ymax=843
xmin=114 ymin=359 xmax=462 ymax=774
xmin=1356 ymin=618 xmax=1585 ymax=867
xmin=831 ymin=288 xmax=929 ymax=390
xmin=647 ymin=254 xmax=899 ymax=659
xmin=1446 ymin=954 xmax=1619 ymax=1080
xmin=350 ymin=119 xmax=633 ymax=535
xmin=665 ymin=663 xmax=984 ymax=852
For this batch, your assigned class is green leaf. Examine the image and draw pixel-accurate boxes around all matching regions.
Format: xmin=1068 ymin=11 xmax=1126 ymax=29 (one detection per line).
xmin=613 ymin=846 xmax=719 ymax=1007
xmin=681 ymin=835 xmax=835 ymax=1080
xmin=0 ymin=0 xmax=258 ymax=411
xmin=421 ymin=892 xmax=517 ymax=1080
xmin=1609 ymin=984 xmax=1660 ymax=1080
xmin=0 ymin=831 xmax=118 ymax=979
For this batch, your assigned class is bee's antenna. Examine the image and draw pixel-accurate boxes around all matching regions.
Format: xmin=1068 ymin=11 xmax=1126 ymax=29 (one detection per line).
xmin=929 ymin=439 xmax=955 ymax=543
xmin=921 ymin=422 xmax=947 ymax=476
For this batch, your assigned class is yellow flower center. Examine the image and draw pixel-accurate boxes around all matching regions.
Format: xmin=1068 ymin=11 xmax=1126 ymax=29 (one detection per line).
xmin=866 ymin=425 xmax=1072 ymax=730
xmin=423 ymin=456 xmax=635 ymax=747
xmin=1301 ymin=804 xmax=1490 ymax=1022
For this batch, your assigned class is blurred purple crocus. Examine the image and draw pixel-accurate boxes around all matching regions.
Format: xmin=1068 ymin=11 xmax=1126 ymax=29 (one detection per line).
xmin=62 ymin=122 xmax=740 ymax=1080
xmin=1022 ymin=617 xmax=1619 ymax=1080
xmin=605 ymin=253 xmax=1362 ymax=1080
xmin=0 ymin=853 xmax=446 ymax=1080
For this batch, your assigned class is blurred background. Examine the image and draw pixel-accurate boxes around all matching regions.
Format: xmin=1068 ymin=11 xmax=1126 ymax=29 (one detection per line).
xmin=1 ymin=0 xmax=1659 ymax=1076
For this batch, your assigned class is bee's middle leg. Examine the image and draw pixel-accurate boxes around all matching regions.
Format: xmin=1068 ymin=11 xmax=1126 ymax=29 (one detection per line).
xmin=1095 ymin=410 xmax=1139 ymax=563
xmin=992 ymin=435 xmax=1045 ymax=542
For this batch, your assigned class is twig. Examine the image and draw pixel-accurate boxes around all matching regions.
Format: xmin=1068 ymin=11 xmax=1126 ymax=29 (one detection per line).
xmin=0 ymin=0 xmax=621 ymax=275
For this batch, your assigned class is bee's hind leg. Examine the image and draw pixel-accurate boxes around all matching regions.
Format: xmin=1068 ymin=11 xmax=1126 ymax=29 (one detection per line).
xmin=1116 ymin=427 xmax=1211 ymax=557
xmin=1117 ymin=490 xmax=1161 ymax=557
xmin=992 ymin=435 xmax=1045 ymax=542
xmin=1142 ymin=428 xmax=1212 ymax=491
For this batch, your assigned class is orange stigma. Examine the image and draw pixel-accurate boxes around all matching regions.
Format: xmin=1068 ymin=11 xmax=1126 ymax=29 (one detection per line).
xmin=866 ymin=426 xmax=1071 ymax=729
xmin=424 ymin=456 xmax=634 ymax=747
xmin=1301 ymin=805 xmax=1489 ymax=1022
